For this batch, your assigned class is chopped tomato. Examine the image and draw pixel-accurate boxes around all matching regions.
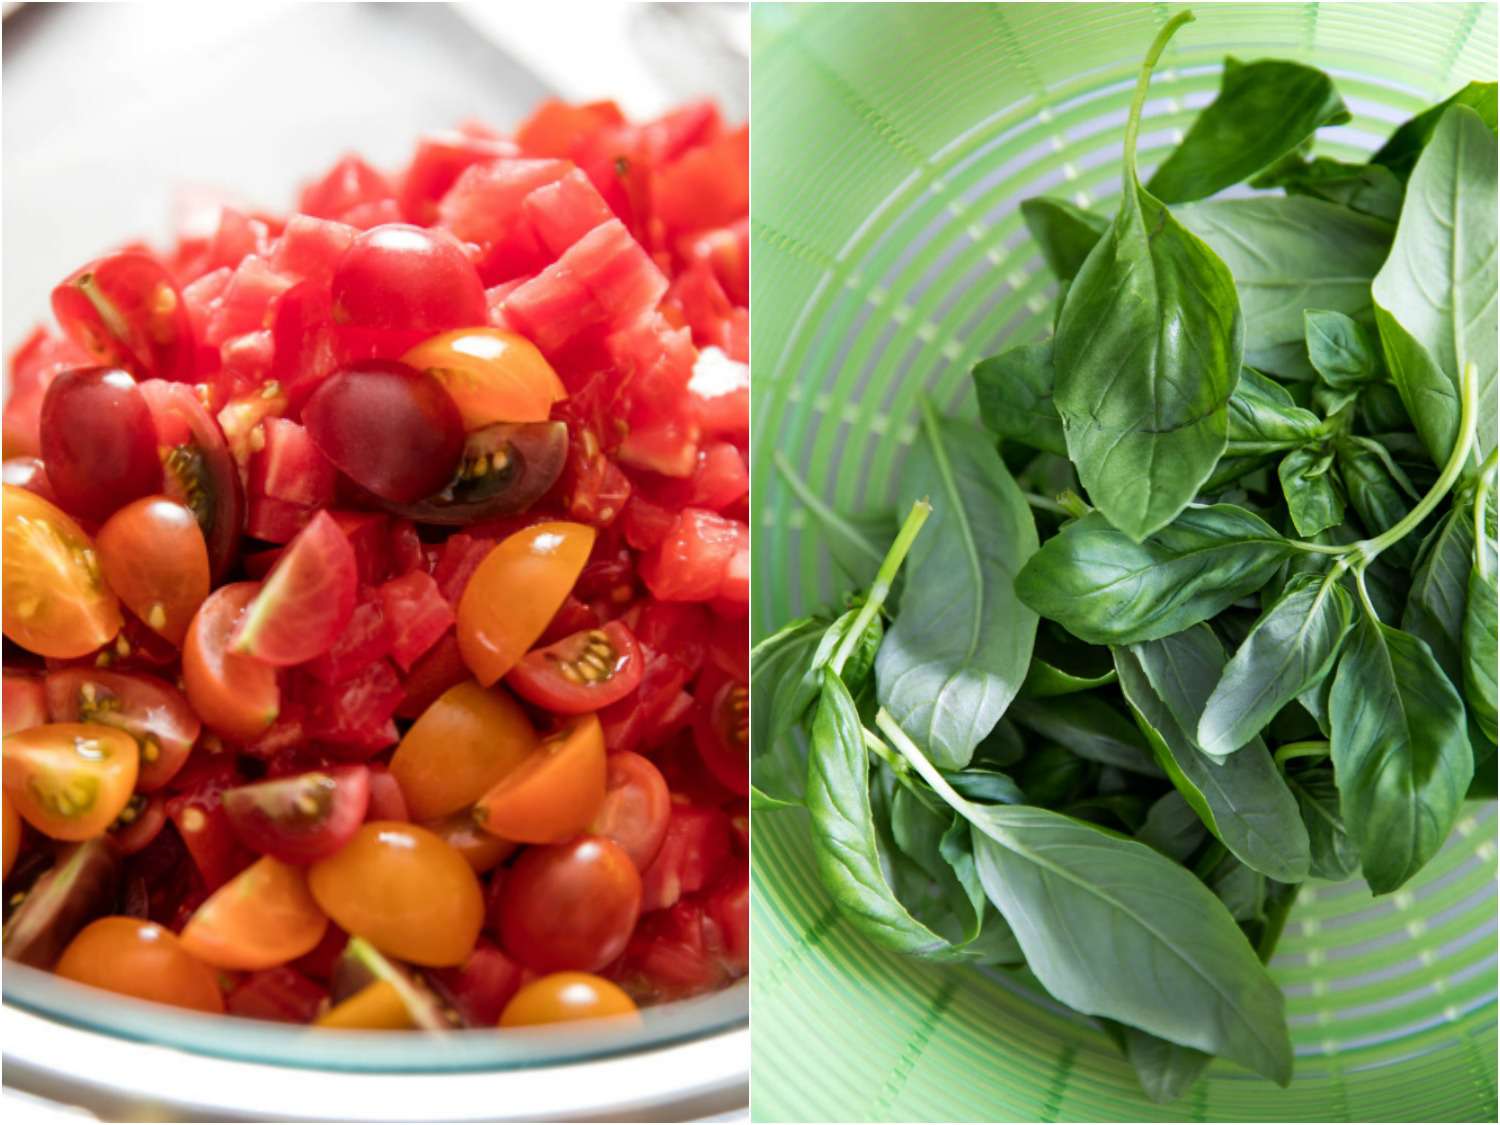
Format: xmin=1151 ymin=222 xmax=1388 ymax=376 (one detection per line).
xmin=474 ymin=713 xmax=606 ymax=844
xmin=3 ymin=723 xmax=139 ymax=841
xmin=506 ymin=620 xmax=644 ymax=714
xmin=180 ymin=856 xmax=329 ymax=970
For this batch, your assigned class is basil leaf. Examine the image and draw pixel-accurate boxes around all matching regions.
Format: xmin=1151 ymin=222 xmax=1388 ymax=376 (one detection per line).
xmin=1464 ymin=565 xmax=1499 ymax=745
xmin=750 ymin=616 xmax=827 ymax=807
xmin=1337 ymin=438 xmax=1419 ymax=567
xmin=1251 ymin=155 xmax=1404 ymax=223
xmin=1015 ymin=505 xmax=1295 ymax=645
xmin=1015 ymin=743 xmax=1093 ymax=806
xmin=965 ymin=805 xmax=1292 ymax=1084
xmin=1359 ymin=382 xmax=1412 ymax=434
xmin=1137 ymin=790 xmax=1208 ymax=863
xmin=1020 ymin=196 xmax=1109 ymax=282
xmin=1286 ymin=766 xmax=1361 ymax=882
xmin=1329 ymin=615 xmax=1473 ymax=893
xmin=1278 ymin=447 xmax=1346 ymax=537
xmin=806 ymin=671 xmax=972 ymax=957
xmin=1177 ymin=196 xmax=1392 ymax=380
xmin=1008 ymin=695 xmax=1163 ymax=778
xmin=1227 ymin=368 xmax=1327 ymax=453
xmin=1147 ymin=57 xmax=1348 ymax=204
xmin=1114 ymin=1025 xmax=1212 ymax=1105
xmin=1052 ymin=19 xmax=1243 ymax=541
xmin=1372 ymin=105 xmax=1498 ymax=471
xmin=1304 ymin=309 xmax=1380 ymax=388
xmin=1115 ymin=632 xmax=1311 ymax=883
xmin=1019 ymin=657 xmax=1117 ymax=698
xmin=1372 ymin=80 xmax=1499 ymax=181
xmin=1199 ymin=572 xmax=1355 ymax=757
xmin=1401 ymin=505 xmax=1476 ymax=683
xmin=942 ymin=768 xmax=1025 ymax=806
xmin=1201 ymin=850 xmax=1267 ymax=925
xmin=972 ymin=342 xmax=1067 ymax=457
xmin=876 ymin=405 xmax=1039 ymax=770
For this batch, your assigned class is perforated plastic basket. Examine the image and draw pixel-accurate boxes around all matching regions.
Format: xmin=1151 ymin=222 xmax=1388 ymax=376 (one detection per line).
xmin=748 ymin=3 xmax=1499 ymax=1120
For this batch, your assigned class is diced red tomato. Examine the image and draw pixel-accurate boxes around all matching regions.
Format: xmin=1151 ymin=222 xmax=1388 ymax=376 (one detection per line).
xmin=269 ymin=215 xmax=358 ymax=285
xmin=379 ymin=571 xmax=454 ymax=671
xmin=300 ymin=658 xmax=404 ymax=755
xmin=639 ymin=805 xmax=733 ymax=913
xmin=227 ymin=966 xmax=328 ymax=1023
xmin=639 ymin=509 xmax=741 ymax=602
xmin=299 ymin=155 xmax=396 ymax=223
xmin=400 ymin=130 xmax=517 ymax=227
xmin=515 ymin=99 xmax=626 ymax=159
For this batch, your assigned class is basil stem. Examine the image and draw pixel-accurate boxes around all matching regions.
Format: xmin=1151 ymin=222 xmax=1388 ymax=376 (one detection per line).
xmin=827 ymin=499 xmax=930 ymax=677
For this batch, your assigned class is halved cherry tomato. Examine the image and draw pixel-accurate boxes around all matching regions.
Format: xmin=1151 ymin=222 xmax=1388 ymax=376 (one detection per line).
xmin=421 ymin=809 xmax=516 ymax=873
xmin=183 ymin=583 xmax=279 ymax=742
xmin=499 ymin=972 xmax=638 ymax=1028
xmin=3 ymin=723 xmax=139 ymax=841
xmin=693 ymin=669 xmax=748 ymax=796
xmin=96 ymin=496 xmax=211 ymax=646
xmin=316 ymin=979 xmax=412 ymax=1029
xmin=457 ymin=521 xmax=596 ymax=685
xmin=109 ymin=792 xmax=168 ymax=855
xmin=427 ymin=939 xmax=524 ymax=1027
xmin=402 ymin=328 xmax=567 ymax=429
xmin=589 ymin=752 xmax=671 ymax=871
xmin=4 ymin=672 xmax=48 ymax=735
xmin=307 ymin=821 xmax=482 ymax=967
xmin=3 ymin=792 xmax=21 ymax=878
xmin=38 ymin=366 xmax=162 ymax=522
xmin=51 ymin=253 xmax=195 ymax=381
xmin=330 ymin=224 xmax=487 ymax=345
xmin=45 ymin=669 xmax=200 ymax=792
xmin=2 ymin=485 xmax=122 ymax=658
xmin=222 ymin=766 xmax=370 ymax=864
xmin=497 ymin=835 xmax=641 ymax=973
xmin=179 ymin=856 xmax=328 ymax=970
xmin=506 ymin=620 xmax=643 ymax=714
xmin=138 ymin=380 xmax=243 ymax=583
xmin=473 ymin=713 xmax=606 ymax=844
xmin=388 ymin=680 xmax=537 ymax=822
xmin=231 ymin=511 xmax=357 ymax=665
xmin=56 ymin=916 xmax=224 ymax=1013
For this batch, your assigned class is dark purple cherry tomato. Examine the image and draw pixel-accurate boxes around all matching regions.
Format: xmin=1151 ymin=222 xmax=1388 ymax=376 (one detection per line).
xmin=39 ymin=367 xmax=162 ymax=522
xmin=222 ymin=766 xmax=371 ymax=865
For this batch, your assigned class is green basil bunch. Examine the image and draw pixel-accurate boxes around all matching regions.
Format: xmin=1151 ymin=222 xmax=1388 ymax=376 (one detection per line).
xmin=754 ymin=10 xmax=1498 ymax=1103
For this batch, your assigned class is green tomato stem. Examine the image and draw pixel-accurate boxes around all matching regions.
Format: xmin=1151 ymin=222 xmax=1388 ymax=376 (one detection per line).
xmin=828 ymin=499 xmax=930 ymax=677
xmin=1274 ymin=740 xmax=1331 ymax=767
xmin=1123 ymin=10 xmax=1195 ymax=182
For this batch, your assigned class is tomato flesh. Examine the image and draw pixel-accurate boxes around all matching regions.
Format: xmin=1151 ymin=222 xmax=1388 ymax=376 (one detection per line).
xmin=222 ymin=765 xmax=370 ymax=864
xmin=180 ymin=856 xmax=328 ymax=970
xmin=45 ymin=668 xmax=201 ymax=792
xmin=506 ymin=620 xmax=644 ymax=714
xmin=474 ymin=713 xmax=606 ymax=844
xmin=590 ymin=751 xmax=672 ymax=871
xmin=402 ymin=327 xmax=566 ymax=428
xmin=3 ymin=723 xmax=139 ymax=841
xmin=231 ymin=511 xmax=357 ymax=665
xmin=51 ymin=253 xmax=195 ymax=381
xmin=183 ymin=583 xmax=279 ymax=741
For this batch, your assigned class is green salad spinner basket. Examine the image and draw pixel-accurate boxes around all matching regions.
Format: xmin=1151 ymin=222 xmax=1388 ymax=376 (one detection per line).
xmin=749 ymin=3 xmax=1498 ymax=1121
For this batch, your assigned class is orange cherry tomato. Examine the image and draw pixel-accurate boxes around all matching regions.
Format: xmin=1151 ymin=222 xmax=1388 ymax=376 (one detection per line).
xmin=388 ymin=680 xmax=537 ymax=822
xmin=55 ymin=916 xmax=224 ymax=1013
xmin=3 ymin=723 xmax=138 ymax=841
xmin=179 ymin=856 xmax=328 ymax=970
xmin=498 ymin=972 xmax=638 ymax=1028
xmin=474 ymin=713 xmax=606 ymax=844
xmin=421 ymin=809 xmax=516 ymax=873
xmin=95 ymin=496 xmax=209 ymax=646
xmin=402 ymin=328 xmax=567 ymax=430
xmin=3 ymin=792 xmax=21 ymax=878
xmin=183 ymin=582 xmax=279 ymax=741
xmin=457 ymin=522 xmax=595 ymax=685
xmin=308 ymin=821 xmax=483 ymax=967
xmin=2 ymin=484 xmax=122 ymax=658
xmin=316 ymin=979 xmax=413 ymax=1030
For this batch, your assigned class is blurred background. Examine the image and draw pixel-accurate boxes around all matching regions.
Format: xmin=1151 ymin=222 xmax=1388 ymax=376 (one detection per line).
xmin=2 ymin=0 xmax=748 ymax=363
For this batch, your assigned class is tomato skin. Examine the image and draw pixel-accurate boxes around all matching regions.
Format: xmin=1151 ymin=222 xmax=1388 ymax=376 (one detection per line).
xmin=96 ymin=496 xmax=210 ymax=646
xmin=3 ymin=791 xmax=21 ymax=878
xmin=307 ymin=821 xmax=483 ymax=967
xmin=222 ymin=766 xmax=371 ymax=865
xmin=183 ymin=583 xmax=279 ymax=742
xmin=402 ymin=328 xmax=567 ymax=429
xmin=474 ymin=713 xmax=606 ymax=844
xmin=330 ymin=224 xmax=487 ymax=342
xmin=506 ymin=621 xmax=644 ymax=714
xmin=179 ymin=856 xmax=329 ymax=971
xmin=2 ymin=485 xmax=123 ymax=659
xmin=457 ymin=521 xmax=596 ymax=685
xmin=55 ymin=916 xmax=224 ymax=1013
xmin=4 ymin=672 xmax=48 ymax=735
xmin=427 ymin=939 xmax=524 ymax=1027
xmin=693 ymin=669 xmax=748 ymax=797
xmin=109 ymin=792 xmax=168 ymax=855
xmin=389 ymin=680 xmax=537 ymax=822
xmin=498 ymin=835 xmax=641 ymax=973
xmin=3 ymin=723 xmax=139 ymax=842
xmin=44 ymin=668 xmax=201 ymax=792
xmin=38 ymin=367 xmax=162 ymax=523
xmin=590 ymin=752 xmax=671 ymax=871
xmin=50 ymin=252 xmax=195 ymax=382
xmin=231 ymin=511 xmax=357 ymax=665
xmin=226 ymin=966 xmax=327 ymax=1023
xmin=499 ymin=971 xmax=638 ymax=1027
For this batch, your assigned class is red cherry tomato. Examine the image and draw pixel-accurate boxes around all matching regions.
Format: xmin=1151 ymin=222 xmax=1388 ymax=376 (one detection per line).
xmin=497 ymin=835 xmax=642 ymax=973
xmin=2 ymin=456 xmax=57 ymax=503
xmin=4 ymin=672 xmax=48 ymax=735
xmin=589 ymin=752 xmax=671 ymax=871
xmin=231 ymin=511 xmax=357 ymax=665
xmin=56 ymin=916 xmax=224 ymax=1012
xmin=2 ymin=485 xmax=122 ymax=659
xmin=96 ymin=496 xmax=210 ymax=646
xmin=108 ymin=792 xmax=168 ymax=855
xmin=222 ymin=766 xmax=370 ymax=865
xmin=499 ymin=971 xmax=638 ymax=1028
xmin=693 ymin=669 xmax=748 ymax=796
xmin=45 ymin=668 xmax=201 ymax=792
xmin=330 ymin=224 xmax=487 ymax=350
xmin=302 ymin=361 xmax=465 ymax=503
xmin=38 ymin=367 xmax=162 ymax=522
xmin=182 ymin=583 xmax=279 ymax=742
xmin=506 ymin=621 xmax=644 ymax=715
xmin=427 ymin=939 xmax=524 ymax=1027
xmin=50 ymin=252 xmax=195 ymax=381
